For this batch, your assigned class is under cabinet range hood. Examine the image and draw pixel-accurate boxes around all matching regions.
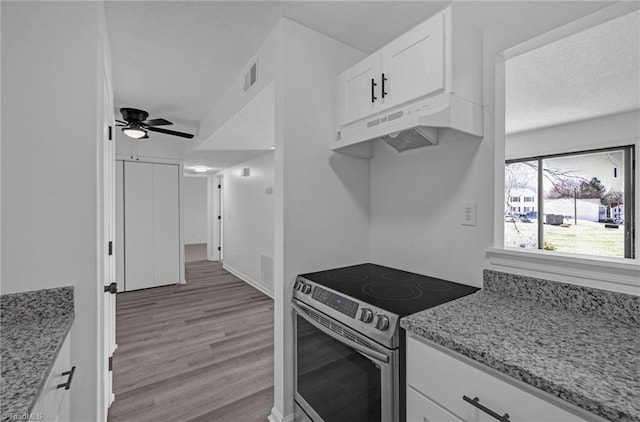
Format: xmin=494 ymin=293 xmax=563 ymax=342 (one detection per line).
xmin=332 ymin=93 xmax=483 ymax=158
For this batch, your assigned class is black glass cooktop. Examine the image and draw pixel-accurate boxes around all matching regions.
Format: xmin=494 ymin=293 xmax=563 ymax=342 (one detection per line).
xmin=298 ymin=263 xmax=479 ymax=317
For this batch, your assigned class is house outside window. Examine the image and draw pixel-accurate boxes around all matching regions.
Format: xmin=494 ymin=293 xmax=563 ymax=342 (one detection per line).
xmin=505 ymin=146 xmax=635 ymax=259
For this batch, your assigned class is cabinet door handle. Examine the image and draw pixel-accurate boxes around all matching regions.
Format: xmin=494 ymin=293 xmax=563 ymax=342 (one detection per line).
xmin=381 ymin=73 xmax=388 ymax=98
xmin=462 ymin=396 xmax=510 ymax=422
xmin=56 ymin=366 xmax=76 ymax=390
xmin=371 ymin=78 xmax=378 ymax=103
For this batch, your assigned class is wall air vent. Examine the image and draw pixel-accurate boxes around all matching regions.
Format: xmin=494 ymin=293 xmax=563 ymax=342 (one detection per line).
xmin=243 ymin=61 xmax=258 ymax=92
xmin=261 ymin=254 xmax=273 ymax=286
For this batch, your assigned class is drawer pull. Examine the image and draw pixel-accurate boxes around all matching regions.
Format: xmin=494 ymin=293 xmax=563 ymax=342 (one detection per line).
xmin=56 ymin=366 xmax=76 ymax=390
xmin=463 ymin=395 xmax=510 ymax=422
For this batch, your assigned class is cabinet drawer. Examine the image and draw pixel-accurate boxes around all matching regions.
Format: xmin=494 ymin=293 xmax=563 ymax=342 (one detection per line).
xmin=407 ymin=386 xmax=462 ymax=422
xmin=407 ymin=335 xmax=587 ymax=422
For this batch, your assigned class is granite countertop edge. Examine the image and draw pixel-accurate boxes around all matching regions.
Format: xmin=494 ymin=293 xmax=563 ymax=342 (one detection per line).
xmin=402 ymin=322 xmax=617 ymax=420
xmin=400 ymin=290 xmax=639 ymax=422
xmin=1 ymin=287 xmax=75 ymax=422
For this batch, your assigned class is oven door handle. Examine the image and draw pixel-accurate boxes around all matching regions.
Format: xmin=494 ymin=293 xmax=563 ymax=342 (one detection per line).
xmin=292 ymin=301 xmax=390 ymax=364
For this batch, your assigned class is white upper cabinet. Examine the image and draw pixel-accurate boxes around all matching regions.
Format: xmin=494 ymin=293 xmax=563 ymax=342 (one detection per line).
xmin=338 ymin=54 xmax=382 ymax=125
xmin=379 ymin=11 xmax=445 ymax=111
xmin=336 ymin=6 xmax=481 ymax=128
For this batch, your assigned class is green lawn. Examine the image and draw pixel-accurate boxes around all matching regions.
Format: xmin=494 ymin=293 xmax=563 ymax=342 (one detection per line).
xmin=505 ymin=219 xmax=624 ymax=258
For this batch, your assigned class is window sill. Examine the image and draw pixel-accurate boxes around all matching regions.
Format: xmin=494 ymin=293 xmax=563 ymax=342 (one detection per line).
xmin=486 ymin=247 xmax=640 ymax=294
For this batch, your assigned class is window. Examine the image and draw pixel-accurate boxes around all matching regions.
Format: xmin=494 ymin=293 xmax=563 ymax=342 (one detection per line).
xmin=505 ymin=146 xmax=635 ymax=259
xmin=510 ymin=196 xmax=521 ymax=202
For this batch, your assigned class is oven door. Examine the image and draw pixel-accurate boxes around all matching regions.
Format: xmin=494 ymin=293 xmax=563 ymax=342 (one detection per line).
xmin=293 ymin=300 xmax=399 ymax=422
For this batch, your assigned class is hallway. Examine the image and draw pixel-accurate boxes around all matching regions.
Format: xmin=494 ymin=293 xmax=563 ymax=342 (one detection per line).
xmin=107 ymin=260 xmax=274 ymax=422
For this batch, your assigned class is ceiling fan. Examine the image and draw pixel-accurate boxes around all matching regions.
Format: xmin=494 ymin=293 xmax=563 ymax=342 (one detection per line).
xmin=116 ymin=108 xmax=194 ymax=139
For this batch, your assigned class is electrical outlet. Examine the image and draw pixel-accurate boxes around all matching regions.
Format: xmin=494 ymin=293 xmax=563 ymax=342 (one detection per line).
xmin=461 ymin=202 xmax=477 ymax=226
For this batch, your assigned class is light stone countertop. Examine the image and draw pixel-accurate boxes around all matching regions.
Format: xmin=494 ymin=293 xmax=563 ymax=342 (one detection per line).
xmin=401 ymin=270 xmax=640 ymax=422
xmin=0 ymin=287 xmax=74 ymax=422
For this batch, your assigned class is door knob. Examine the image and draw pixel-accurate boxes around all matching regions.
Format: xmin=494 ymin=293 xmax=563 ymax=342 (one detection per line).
xmin=104 ymin=282 xmax=118 ymax=294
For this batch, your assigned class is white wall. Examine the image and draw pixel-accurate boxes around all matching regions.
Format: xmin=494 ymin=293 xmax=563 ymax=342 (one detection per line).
xmin=221 ymin=152 xmax=275 ymax=295
xmin=183 ymin=176 xmax=208 ymax=244
xmin=506 ymin=109 xmax=640 ymax=159
xmin=369 ymin=134 xmax=492 ymax=287
xmin=1 ymin=2 xmax=105 ymax=421
xmin=193 ymin=22 xmax=281 ymax=153
xmin=0 ymin=0 xmax=3 ymax=289
xmin=271 ymin=19 xmax=370 ymax=421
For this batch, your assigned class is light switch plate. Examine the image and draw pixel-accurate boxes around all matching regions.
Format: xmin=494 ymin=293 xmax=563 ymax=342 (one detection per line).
xmin=461 ymin=202 xmax=477 ymax=226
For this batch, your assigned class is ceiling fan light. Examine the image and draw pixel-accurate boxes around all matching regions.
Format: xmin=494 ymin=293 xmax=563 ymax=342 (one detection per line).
xmin=122 ymin=126 xmax=147 ymax=139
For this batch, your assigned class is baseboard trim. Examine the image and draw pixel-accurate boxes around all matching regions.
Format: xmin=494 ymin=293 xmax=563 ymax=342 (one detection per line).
xmin=268 ymin=407 xmax=294 ymax=422
xmin=223 ymin=264 xmax=274 ymax=298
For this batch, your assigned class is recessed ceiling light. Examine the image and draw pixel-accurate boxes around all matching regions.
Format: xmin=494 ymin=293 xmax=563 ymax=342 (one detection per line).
xmin=192 ymin=166 xmax=209 ymax=173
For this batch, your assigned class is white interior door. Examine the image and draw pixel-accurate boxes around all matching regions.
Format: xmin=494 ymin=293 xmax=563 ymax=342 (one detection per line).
xmin=152 ymin=164 xmax=180 ymax=286
xmin=218 ymin=175 xmax=224 ymax=262
xmin=124 ymin=161 xmax=155 ymax=290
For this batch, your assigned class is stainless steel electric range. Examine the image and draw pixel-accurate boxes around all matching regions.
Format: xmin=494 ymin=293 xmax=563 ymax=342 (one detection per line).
xmin=292 ymin=263 xmax=479 ymax=422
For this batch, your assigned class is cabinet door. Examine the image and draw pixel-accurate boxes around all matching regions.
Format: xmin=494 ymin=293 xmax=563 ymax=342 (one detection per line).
xmin=407 ymin=386 xmax=462 ymax=422
xmin=407 ymin=336 xmax=588 ymax=422
xmin=381 ymin=11 xmax=446 ymax=110
xmin=152 ymin=163 xmax=180 ymax=287
xmin=337 ymin=53 xmax=381 ymax=125
xmin=32 ymin=333 xmax=71 ymax=422
xmin=124 ymin=162 xmax=155 ymax=291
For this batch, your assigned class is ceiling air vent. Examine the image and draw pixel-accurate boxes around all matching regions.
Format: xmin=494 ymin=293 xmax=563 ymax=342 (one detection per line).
xmin=243 ymin=61 xmax=258 ymax=92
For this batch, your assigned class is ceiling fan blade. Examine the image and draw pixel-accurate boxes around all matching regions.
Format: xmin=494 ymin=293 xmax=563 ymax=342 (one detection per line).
xmin=116 ymin=119 xmax=127 ymax=124
xmin=142 ymin=118 xmax=173 ymax=126
xmin=147 ymin=126 xmax=194 ymax=139
xmin=115 ymin=123 xmax=126 ymax=127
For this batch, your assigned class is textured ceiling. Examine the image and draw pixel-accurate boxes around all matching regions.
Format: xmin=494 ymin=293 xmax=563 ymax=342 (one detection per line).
xmin=104 ymin=1 xmax=620 ymax=170
xmin=506 ymin=9 xmax=640 ymax=134
xmin=104 ymin=1 xmax=446 ymax=133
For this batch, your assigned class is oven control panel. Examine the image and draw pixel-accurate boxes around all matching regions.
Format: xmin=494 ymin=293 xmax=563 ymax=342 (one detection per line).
xmin=311 ymin=286 xmax=359 ymax=318
xmin=293 ymin=276 xmax=399 ymax=348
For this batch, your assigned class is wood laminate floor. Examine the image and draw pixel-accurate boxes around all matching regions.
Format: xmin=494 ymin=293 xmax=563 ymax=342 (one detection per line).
xmin=107 ymin=260 xmax=274 ymax=422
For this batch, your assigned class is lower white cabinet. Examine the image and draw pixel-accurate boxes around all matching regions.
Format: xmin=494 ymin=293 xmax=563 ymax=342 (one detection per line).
xmin=32 ymin=333 xmax=73 ymax=422
xmin=406 ymin=334 xmax=595 ymax=422
xmin=407 ymin=386 xmax=462 ymax=422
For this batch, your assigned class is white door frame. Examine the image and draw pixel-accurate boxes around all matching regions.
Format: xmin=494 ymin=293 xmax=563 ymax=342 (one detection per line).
xmin=207 ymin=174 xmax=223 ymax=262
xmin=98 ymin=68 xmax=116 ymax=421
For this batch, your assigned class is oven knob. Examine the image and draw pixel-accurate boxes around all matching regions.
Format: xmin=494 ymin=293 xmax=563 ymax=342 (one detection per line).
xmin=293 ymin=280 xmax=301 ymax=290
xmin=359 ymin=308 xmax=374 ymax=323
xmin=375 ymin=315 xmax=390 ymax=331
xmin=302 ymin=284 xmax=312 ymax=294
